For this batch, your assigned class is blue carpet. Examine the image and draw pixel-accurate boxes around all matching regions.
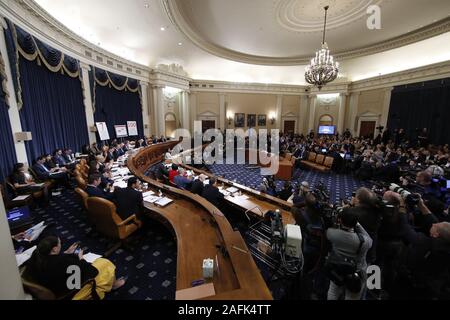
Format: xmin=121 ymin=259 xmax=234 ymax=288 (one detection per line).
xmin=207 ymin=164 xmax=369 ymax=203
xmin=28 ymin=188 xmax=177 ymax=300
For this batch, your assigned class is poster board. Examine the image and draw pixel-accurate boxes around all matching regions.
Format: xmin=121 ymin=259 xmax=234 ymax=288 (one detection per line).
xmin=127 ymin=121 xmax=138 ymax=136
xmin=114 ymin=125 xmax=128 ymax=138
xmin=96 ymin=122 xmax=110 ymax=141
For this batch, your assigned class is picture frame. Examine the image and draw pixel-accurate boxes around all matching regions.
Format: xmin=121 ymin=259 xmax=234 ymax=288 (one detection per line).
xmin=247 ymin=114 xmax=256 ymax=128
xmin=235 ymin=113 xmax=245 ymax=128
xmin=258 ymin=115 xmax=267 ymax=127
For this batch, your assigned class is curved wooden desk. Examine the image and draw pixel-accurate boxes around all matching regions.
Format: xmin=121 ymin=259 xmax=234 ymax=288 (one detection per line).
xmin=127 ymin=142 xmax=272 ymax=300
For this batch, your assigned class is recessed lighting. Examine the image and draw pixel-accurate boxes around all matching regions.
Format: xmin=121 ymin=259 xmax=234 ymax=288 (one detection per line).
xmin=160 ymin=27 xmax=166 ymax=31
xmin=144 ymin=3 xmax=149 ymax=8
xmin=178 ymin=42 xmax=183 ymax=46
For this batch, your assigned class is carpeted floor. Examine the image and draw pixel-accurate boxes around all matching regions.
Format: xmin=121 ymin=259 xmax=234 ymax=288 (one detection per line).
xmin=26 ymin=164 xmax=369 ymax=300
xmin=207 ymin=164 xmax=370 ymax=203
xmin=28 ymin=187 xmax=177 ymax=300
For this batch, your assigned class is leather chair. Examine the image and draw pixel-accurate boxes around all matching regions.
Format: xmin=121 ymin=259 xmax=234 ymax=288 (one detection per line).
xmin=21 ymin=266 xmax=99 ymax=300
xmin=75 ymin=187 xmax=89 ymax=210
xmin=86 ymin=197 xmax=143 ymax=256
xmin=315 ymin=154 xmax=325 ymax=166
xmin=6 ymin=178 xmax=45 ymax=200
xmin=75 ymin=176 xmax=87 ymax=190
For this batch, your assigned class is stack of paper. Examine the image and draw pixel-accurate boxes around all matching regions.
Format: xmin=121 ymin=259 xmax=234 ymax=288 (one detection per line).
xmin=113 ymin=181 xmax=127 ymax=188
xmin=142 ymin=191 xmax=155 ymax=198
xmin=24 ymin=221 xmax=47 ymax=242
xmin=144 ymin=195 xmax=161 ymax=203
xmin=16 ymin=246 xmax=37 ymax=267
xmin=12 ymin=195 xmax=31 ymax=201
xmin=83 ymin=253 xmax=102 ymax=264
xmin=155 ymin=197 xmax=173 ymax=207
xmin=226 ymin=187 xmax=239 ymax=193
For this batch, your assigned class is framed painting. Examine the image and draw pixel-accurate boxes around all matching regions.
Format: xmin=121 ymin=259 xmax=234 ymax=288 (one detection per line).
xmin=258 ymin=115 xmax=267 ymax=127
xmin=247 ymin=114 xmax=256 ymax=128
xmin=235 ymin=113 xmax=245 ymax=128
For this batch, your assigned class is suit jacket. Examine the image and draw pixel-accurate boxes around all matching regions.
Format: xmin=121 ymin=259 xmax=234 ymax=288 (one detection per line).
xmin=32 ymin=163 xmax=51 ymax=180
xmin=86 ymin=185 xmax=114 ymax=201
xmin=202 ymin=184 xmax=224 ymax=207
xmin=190 ymin=179 xmax=204 ymax=195
xmin=63 ymin=154 xmax=75 ymax=163
xmin=113 ymin=187 xmax=143 ymax=220
xmin=54 ymin=155 xmax=67 ymax=167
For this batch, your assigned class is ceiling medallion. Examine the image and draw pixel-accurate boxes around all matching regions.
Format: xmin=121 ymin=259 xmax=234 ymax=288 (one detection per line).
xmin=305 ymin=6 xmax=339 ymax=90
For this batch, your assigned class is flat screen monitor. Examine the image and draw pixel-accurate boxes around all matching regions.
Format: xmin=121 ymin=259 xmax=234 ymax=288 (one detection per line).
xmin=447 ymin=180 xmax=450 ymax=189
xmin=319 ymin=126 xmax=335 ymax=135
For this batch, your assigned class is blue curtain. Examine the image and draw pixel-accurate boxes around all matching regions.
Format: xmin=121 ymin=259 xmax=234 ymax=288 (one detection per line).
xmin=0 ymin=83 xmax=17 ymax=182
xmin=92 ymin=67 xmax=143 ymax=141
xmin=387 ymin=78 xmax=450 ymax=145
xmin=94 ymin=82 xmax=143 ymax=141
xmin=19 ymin=56 xmax=89 ymax=162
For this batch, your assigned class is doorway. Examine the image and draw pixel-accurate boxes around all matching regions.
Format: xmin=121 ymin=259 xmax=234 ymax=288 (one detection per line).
xmin=283 ymin=120 xmax=296 ymax=135
xmin=202 ymin=120 xmax=216 ymax=133
xmin=165 ymin=113 xmax=177 ymax=138
xmin=359 ymin=121 xmax=376 ymax=139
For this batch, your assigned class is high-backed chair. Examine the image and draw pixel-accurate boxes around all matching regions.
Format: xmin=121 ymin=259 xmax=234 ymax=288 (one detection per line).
xmin=21 ymin=266 xmax=99 ymax=300
xmin=315 ymin=154 xmax=325 ymax=165
xmin=86 ymin=197 xmax=142 ymax=256
xmin=75 ymin=187 xmax=89 ymax=210
xmin=75 ymin=176 xmax=87 ymax=190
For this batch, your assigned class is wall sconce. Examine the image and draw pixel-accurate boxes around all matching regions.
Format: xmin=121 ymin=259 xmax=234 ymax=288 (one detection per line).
xmin=269 ymin=112 xmax=276 ymax=125
xmin=227 ymin=112 xmax=234 ymax=126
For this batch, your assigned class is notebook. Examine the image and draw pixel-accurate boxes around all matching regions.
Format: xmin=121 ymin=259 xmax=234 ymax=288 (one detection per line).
xmin=155 ymin=197 xmax=173 ymax=207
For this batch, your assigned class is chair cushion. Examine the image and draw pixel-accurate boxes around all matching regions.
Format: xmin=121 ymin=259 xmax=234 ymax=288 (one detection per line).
xmin=307 ymin=152 xmax=317 ymax=162
xmin=324 ymin=157 xmax=334 ymax=168
xmin=315 ymin=155 xmax=325 ymax=165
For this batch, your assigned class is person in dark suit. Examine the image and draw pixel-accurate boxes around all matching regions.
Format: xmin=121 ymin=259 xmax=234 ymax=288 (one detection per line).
xmin=113 ymin=177 xmax=144 ymax=220
xmin=44 ymin=154 xmax=57 ymax=170
xmin=201 ymin=177 xmax=224 ymax=208
xmin=63 ymin=149 xmax=76 ymax=163
xmin=32 ymin=156 xmax=70 ymax=187
xmin=190 ymin=175 xmax=206 ymax=196
xmin=89 ymin=142 xmax=101 ymax=156
xmin=54 ymin=149 xmax=75 ymax=170
xmin=116 ymin=143 xmax=125 ymax=158
xmin=86 ymin=174 xmax=114 ymax=200
xmin=154 ymin=162 xmax=169 ymax=182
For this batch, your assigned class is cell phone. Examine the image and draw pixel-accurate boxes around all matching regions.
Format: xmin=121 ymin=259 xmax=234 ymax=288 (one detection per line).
xmin=74 ymin=248 xmax=81 ymax=255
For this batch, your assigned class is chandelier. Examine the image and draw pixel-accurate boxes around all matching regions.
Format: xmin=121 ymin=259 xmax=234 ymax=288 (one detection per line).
xmin=305 ymin=6 xmax=339 ymax=90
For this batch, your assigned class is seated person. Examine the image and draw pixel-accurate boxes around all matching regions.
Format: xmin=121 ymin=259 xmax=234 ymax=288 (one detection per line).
xmin=32 ymin=156 xmax=70 ymax=187
xmin=10 ymin=163 xmax=48 ymax=194
xmin=26 ymin=236 xmax=126 ymax=299
xmin=168 ymin=164 xmax=179 ymax=183
xmin=63 ymin=149 xmax=76 ymax=164
xmin=113 ymin=177 xmax=144 ymax=220
xmin=44 ymin=154 xmax=57 ymax=170
xmin=89 ymin=142 xmax=101 ymax=157
xmin=191 ymin=174 xmax=206 ymax=196
xmin=165 ymin=149 xmax=173 ymax=160
xmin=154 ymin=162 xmax=169 ymax=182
xmin=202 ymin=177 xmax=224 ymax=208
xmin=86 ymin=174 xmax=114 ymax=200
xmin=173 ymin=168 xmax=192 ymax=190
xmin=53 ymin=149 xmax=75 ymax=170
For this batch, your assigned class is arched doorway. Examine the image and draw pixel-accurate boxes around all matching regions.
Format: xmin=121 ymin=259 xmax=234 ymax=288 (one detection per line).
xmin=319 ymin=114 xmax=334 ymax=127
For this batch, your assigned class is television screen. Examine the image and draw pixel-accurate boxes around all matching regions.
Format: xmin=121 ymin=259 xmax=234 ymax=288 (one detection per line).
xmin=447 ymin=180 xmax=450 ymax=189
xmin=319 ymin=126 xmax=335 ymax=135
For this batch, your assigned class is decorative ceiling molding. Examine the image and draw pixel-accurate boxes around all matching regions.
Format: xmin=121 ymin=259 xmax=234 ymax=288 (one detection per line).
xmin=189 ymin=79 xmax=309 ymax=96
xmin=349 ymin=60 xmax=450 ymax=92
xmin=163 ymin=0 xmax=450 ymax=66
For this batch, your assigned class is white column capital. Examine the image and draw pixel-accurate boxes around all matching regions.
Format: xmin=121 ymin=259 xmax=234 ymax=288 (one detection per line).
xmin=79 ymin=62 xmax=91 ymax=71
xmin=140 ymin=81 xmax=150 ymax=88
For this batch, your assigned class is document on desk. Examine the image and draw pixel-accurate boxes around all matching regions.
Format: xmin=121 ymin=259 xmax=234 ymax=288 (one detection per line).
xmin=219 ymin=189 xmax=230 ymax=197
xmin=233 ymin=195 xmax=250 ymax=201
xmin=83 ymin=253 xmax=102 ymax=264
xmin=142 ymin=191 xmax=155 ymax=198
xmin=155 ymin=197 xmax=173 ymax=207
xmin=16 ymin=246 xmax=37 ymax=267
xmin=13 ymin=195 xmax=31 ymax=201
xmin=144 ymin=195 xmax=161 ymax=204
xmin=226 ymin=187 xmax=239 ymax=193
xmin=24 ymin=221 xmax=47 ymax=242
xmin=113 ymin=181 xmax=128 ymax=188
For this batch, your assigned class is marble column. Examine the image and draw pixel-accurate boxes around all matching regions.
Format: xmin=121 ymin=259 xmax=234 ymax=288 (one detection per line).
xmin=337 ymin=93 xmax=348 ymax=135
xmin=219 ymin=93 xmax=227 ymax=131
xmin=308 ymin=95 xmax=317 ymax=133
xmin=380 ymin=87 xmax=394 ymax=129
xmin=348 ymin=92 xmax=361 ymax=136
xmin=276 ymin=95 xmax=283 ymax=129
xmin=152 ymin=85 xmax=165 ymax=137
xmin=140 ymin=82 xmax=150 ymax=137
xmin=80 ymin=63 xmax=96 ymax=144
xmin=0 ymin=19 xmax=28 ymax=163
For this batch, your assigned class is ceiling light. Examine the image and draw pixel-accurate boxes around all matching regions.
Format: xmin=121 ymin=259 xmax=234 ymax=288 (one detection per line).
xmin=305 ymin=6 xmax=339 ymax=90
xmin=178 ymin=42 xmax=182 ymax=46
xmin=144 ymin=3 xmax=149 ymax=8
xmin=160 ymin=27 xmax=165 ymax=31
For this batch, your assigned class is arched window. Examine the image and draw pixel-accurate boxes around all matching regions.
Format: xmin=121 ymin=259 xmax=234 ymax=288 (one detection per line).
xmin=319 ymin=115 xmax=334 ymax=127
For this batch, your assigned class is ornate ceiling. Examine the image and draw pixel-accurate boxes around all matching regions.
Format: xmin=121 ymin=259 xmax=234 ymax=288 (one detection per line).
xmin=23 ymin=0 xmax=450 ymax=84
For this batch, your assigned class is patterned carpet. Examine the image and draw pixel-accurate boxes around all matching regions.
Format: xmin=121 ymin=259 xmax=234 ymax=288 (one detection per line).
xmin=23 ymin=163 xmax=369 ymax=300
xmin=27 ymin=187 xmax=177 ymax=300
xmin=207 ymin=164 xmax=369 ymax=203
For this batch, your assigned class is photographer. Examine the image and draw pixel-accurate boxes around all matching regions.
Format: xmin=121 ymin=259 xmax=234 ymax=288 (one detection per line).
xmin=346 ymin=188 xmax=381 ymax=263
xmin=393 ymin=194 xmax=450 ymax=299
xmin=326 ymin=210 xmax=373 ymax=300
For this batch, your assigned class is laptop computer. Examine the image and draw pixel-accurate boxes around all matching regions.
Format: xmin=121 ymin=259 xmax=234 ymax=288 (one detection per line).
xmin=7 ymin=206 xmax=33 ymax=233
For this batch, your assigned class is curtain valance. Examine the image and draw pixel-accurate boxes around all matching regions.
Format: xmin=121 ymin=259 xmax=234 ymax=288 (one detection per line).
xmin=93 ymin=66 xmax=139 ymax=92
